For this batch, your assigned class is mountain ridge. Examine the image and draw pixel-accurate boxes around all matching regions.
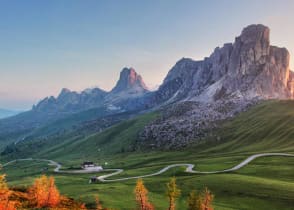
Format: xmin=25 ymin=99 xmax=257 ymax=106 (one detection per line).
xmin=0 ymin=23 xmax=293 ymax=151
xmin=151 ymin=24 xmax=293 ymax=105
xmin=30 ymin=24 xmax=294 ymax=115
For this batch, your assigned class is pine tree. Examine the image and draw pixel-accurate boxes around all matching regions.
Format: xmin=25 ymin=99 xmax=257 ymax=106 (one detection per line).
xmin=0 ymin=171 xmax=16 ymax=210
xmin=134 ymin=179 xmax=154 ymax=210
xmin=0 ymin=174 xmax=9 ymax=201
xmin=166 ymin=177 xmax=181 ymax=210
xmin=187 ymin=190 xmax=201 ymax=210
xmin=200 ymin=187 xmax=214 ymax=210
xmin=29 ymin=175 xmax=60 ymax=208
xmin=47 ymin=176 xmax=60 ymax=207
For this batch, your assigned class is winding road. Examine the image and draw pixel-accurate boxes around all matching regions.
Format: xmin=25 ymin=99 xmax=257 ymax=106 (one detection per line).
xmin=1 ymin=153 xmax=293 ymax=183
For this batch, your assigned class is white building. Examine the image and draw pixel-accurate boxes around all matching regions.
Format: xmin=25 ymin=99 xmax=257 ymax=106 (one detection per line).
xmin=81 ymin=161 xmax=103 ymax=171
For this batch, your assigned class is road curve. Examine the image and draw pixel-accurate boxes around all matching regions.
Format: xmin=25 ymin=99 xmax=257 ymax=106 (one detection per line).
xmin=97 ymin=153 xmax=294 ymax=182
xmin=2 ymin=158 xmax=62 ymax=172
xmin=1 ymin=153 xmax=293 ymax=182
xmin=1 ymin=158 xmax=101 ymax=174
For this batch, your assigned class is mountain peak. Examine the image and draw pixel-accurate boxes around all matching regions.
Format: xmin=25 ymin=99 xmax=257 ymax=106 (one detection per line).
xmin=111 ymin=67 xmax=148 ymax=94
xmin=240 ymin=24 xmax=270 ymax=44
xmin=156 ymin=24 xmax=293 ymax=103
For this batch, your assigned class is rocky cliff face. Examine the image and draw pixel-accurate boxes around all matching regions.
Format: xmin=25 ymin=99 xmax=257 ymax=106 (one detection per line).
xmin=111 ymin=67 xmax=148 ymax=94
xmin=3 ymin=24 xmax=293 ymax=149
xmin=154 ymin=24 xmax=293 ymax=104
xmin=33 ymin=87 xmax=107 ymax=113
xmin=138 ymin=24 xmax=294 ymax=149
xmin=33 ymin=68 xmax=149 ymax=114
xmin=105 ymin=68 xmax=149 ymax=109
xmin=32 ymin=25 xmax=294 ymax=116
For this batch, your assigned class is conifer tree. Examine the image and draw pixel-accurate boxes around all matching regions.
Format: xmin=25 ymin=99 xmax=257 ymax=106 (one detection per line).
xmin=29 ymin=175 xmax=60 ymax=208
xmin=166 ymin=177 xmax=181 ymax=210
xmin=0 ymin=170 xmax=16 ymax=210
xmin=134 ymin=179 xmax=154 ymax=210
xmin=200 ymin=187 xmax=214 ymax=210
xmin=187 ymin=190 xmax=201 ymax=210
xmin=47 ymin=176 xmax=60 ymax=207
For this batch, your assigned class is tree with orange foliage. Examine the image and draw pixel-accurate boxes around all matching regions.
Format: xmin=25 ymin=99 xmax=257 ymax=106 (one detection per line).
xmin=47 ymin=176 xmax=60 ymax=207
xmin=134 ymin=179 xmax=154 ymax=210
xmin=95 ymin=195 xmax=103 ymax=210
xmin=166 ymin=177 xmax=181 ymax=210
xmin=199 ymin=187 xmax=214 ymax=210
xmin=0 ymin=171 xmax=17 ymax=210
xmin=29 ymin=175 xmax=60 ymax=208
xmin=187 ymin=190 xmax=201 ymax=210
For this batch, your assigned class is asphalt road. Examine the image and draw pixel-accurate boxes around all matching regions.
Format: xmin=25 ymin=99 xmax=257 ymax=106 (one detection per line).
xmin=1 ymin=153 xmax=293 ymax=182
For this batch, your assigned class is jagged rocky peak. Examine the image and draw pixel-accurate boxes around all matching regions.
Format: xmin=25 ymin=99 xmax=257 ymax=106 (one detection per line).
xmin=228 ymin=24 xmax=270 ymax=76
xmin=157 ymin=24 xmax=294 ymax=103
xmin=111 ymin=67 xmax=148 ymax=94
xmin=226 ymin=24 xmax=292 ymax=98
xmin=240 ymin=24 xmax=270 ymax=47
xmin=33 ymin=96 xmax=57 ymax=112
xmin=57 ymin=88 xmax=74 ymax=98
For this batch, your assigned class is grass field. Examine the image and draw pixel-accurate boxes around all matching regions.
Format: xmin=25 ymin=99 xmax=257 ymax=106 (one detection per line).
xmin=1 ymin=100 xmax=294 ymax=209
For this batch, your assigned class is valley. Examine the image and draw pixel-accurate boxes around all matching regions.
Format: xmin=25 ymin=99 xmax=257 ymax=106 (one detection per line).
xmin=1 ymin=100 xmax=294 ymax=209
xmin=1 ymin=23 xmax=294 ymax=209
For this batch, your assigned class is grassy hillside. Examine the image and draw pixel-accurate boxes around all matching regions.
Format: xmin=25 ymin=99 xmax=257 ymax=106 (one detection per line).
xmin=202 ymin=100 xmax=294 ymax=154
xmin=34 ymin=100 xmax=294 ymax=162
xmin=34 ymin=111 xmax=159 ymax=162
xmin=1 ymin=100 xmax=294 ymax=209
xmin=0 ymin=106 xmax=127 ymax=152
xmin=0 ymin=108 xmax=138 ymax=159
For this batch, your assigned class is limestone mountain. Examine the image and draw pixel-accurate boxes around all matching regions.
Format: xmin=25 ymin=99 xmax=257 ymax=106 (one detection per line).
xmin=33 ymin=87 xmax=107 ymax=113
xmin=111 ymin=67 xmax=148 ymax=94
xmin=138 ymin=24 xmax=294 ymax=148
xmin=0 ymin=24 xmax=293 ymax=150
xmin=0 ymin=68 xmax=149 ymax=139
xmin=151 ymin=24 xmax=293 ymax=106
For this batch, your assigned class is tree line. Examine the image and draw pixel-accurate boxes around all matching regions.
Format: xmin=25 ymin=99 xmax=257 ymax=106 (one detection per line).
xmin=132 ymin=177 xmax=213 ymax=210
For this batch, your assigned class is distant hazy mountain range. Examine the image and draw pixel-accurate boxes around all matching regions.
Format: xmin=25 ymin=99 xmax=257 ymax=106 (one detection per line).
xmin=0 ymin=109 xmax=22 ymax=119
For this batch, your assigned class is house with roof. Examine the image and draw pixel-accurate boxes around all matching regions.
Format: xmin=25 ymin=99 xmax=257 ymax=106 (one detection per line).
xmin=81 ymin=161 xmax=103 ymax=171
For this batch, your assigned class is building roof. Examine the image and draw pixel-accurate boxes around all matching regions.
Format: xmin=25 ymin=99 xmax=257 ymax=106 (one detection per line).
xmin=82 ymin=161 xmax=94 ymax=165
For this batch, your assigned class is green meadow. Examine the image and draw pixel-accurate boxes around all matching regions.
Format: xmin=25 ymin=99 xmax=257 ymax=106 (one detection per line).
xmin=2 ymin=100 xmax=294 ymax=209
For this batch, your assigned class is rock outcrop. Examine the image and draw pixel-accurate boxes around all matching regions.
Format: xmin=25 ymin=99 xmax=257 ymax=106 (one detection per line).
xmin=33 ymin=67 xmax=149 ymax=114
xmin=33 ymin=87 xmax=107 ymax=113
xmin=151 ymin=24 xmax=293 ymax=105
xmin=31 ymin=25 xmax=294 ymax=117
xmin=138 ymin=24 xmax=294 ymax=149
xmin=111 ymin=67 xmax=148 ymax=94
xmin=2 ymin=24 xmax=293 ymax=150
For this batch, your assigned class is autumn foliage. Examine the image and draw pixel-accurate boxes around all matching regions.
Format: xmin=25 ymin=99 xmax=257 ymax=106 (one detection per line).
xmin=187 ymin=187 xmax=214 ymax=210
xmin=166 ymin=177 xmax=181 ymax=210
xmin=28 ymin=175 xmax=60 ymax=208
xmin=134 ymin=178 xmax=154 ymax=210
xmin=0 ymin=173 xmax=17 ymax=210
xmin=1 ymin=168 xmax=214 ymax=210
xmin=187 ymin=190 xmax=201 ymax=210
xmin=199 ymin=187 xmax=214 ymax=210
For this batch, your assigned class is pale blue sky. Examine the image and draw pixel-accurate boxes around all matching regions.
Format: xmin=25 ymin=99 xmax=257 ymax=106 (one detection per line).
xmin=1 ymin=0 xmax=294 ymax=110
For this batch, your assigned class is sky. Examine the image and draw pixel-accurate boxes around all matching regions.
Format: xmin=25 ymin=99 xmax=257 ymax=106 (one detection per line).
xmin=0 ymin=0 xmax=294 ymax=110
